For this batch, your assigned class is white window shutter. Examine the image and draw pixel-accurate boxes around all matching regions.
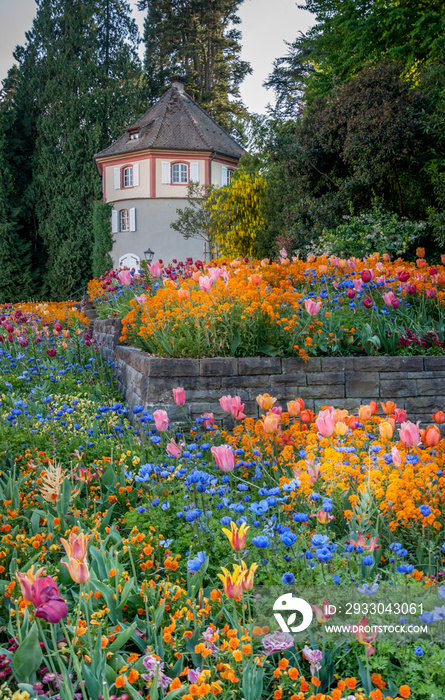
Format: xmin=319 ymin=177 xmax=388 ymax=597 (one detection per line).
xmin=190 ymin=162 xmax=199 ymax=183
xmin=133 ymin=163 xmax=140 ymax=187
xmin=111 ymin=210 xmax=118 ymax=233
xmin=129 ymin=207 xmax=136 ymax=232
xmin=114 ymin=167 xmax=121 ymax=189
xmin=162 ymin=161 xmax=171 ymax=184
xmin=221 ymin=165 xmax=227 ymax=186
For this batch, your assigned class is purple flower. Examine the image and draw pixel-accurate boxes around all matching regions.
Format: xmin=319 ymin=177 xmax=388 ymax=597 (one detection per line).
xmin=262 ymin=631 xmax=294 ymax=653
xmin=302 ymin=644 xmax=322 ymax=675
xmin=188 ymin=668 xmax=201 ymax=684
xmin=142 ymin=655 xmax=171 ymax=690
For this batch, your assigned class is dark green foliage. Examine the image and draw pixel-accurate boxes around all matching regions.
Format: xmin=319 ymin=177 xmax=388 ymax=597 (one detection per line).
xmin=92 ymin=201 xmax=114 ymax=278
xmin=266 ymin=0 xmax=445 ymax=115
xmin=137 ymin=0 xmax=251 ymax=132
xmin=0 ymin=0 xmax=145 ymax=301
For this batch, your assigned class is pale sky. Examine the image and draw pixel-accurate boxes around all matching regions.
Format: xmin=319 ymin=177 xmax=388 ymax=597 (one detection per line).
xmin=0 ymin=0 xmax=313 ymax=114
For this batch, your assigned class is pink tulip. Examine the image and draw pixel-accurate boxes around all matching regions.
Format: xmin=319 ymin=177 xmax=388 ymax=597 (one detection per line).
xmin=219 ymin=395 xmax=233 ymax=413
xmin=135 ymin=294 xmax=147 ymax=304
xmin=201 ymin=412 xmax=214 ymax=428
xmin=31 ymin=577 xmax=68 ymax=624
xmin=166 ymin=439 xmax=182 ymax=458
xmin=17 ymin=565 xmax=46 ymax=602
xmin=270 ymin=406 xmax=282 ymax=416
xmin=173 ymin=387 xmax=186 ymax=406
xmin=315 ymin=407 xmax=335 ymax=437
xmin=315 ymin=510 xmax=335 ymax=524
xmin=279 ymin=248 xmax=288 ymax=258
xmin=394 ymin=408 xmax=407 ymax=423
xmin=426 ymin=288 xmax=436 ymax=299
xmin=391 ymin=446 xmax=402 ymax=466
xmin=208 ymin=267 xmax=222 ymax=281
xmin=149 ymin=261 xmax=162 ymax=277
xmin=304 ymin=299 xmax=322 ymax=315
xmin=153 ymin=409 xmax=169 ymax=432
xmin=211 ymin=445 xmax=235 ymax=472
xmin=199 ymin=276 xmax=212 ymax=292
xmin=382 ymin=292 xmax=396 ymax=306
xmin=399 ymin=421 xmax=421 ymax=447
xmin=353 ymin=279 xmax=363 ymax=291
xmin=348 ymin=616 xmax=379 ymax=657
xmin=118 ymin=270 xmax=132 ymax=286
xmin=231 ymin=396 xmax=246 ymax=420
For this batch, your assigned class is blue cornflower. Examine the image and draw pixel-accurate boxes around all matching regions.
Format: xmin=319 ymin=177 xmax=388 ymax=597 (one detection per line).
xmin=187 ymin=551 xmax=206 ymax=573
xmin=311 ymin=534 xmax=329 ymax=548
xmin=252 ymin=536 xmax=270 ymax=548
xmin=281 ymin=572 xmax=295 ymax=585
xmin=361 ymin=556 xmax=374 ymax=566
xmin=419 ymin=504 xmax=431 ymax=518
xmin=396 ymin=564 xmax=414 ymax=574
xmin=415 ymin=646 xmax=424 ymax=657
xmin=293 ymin=512 xmax=308 ymax=523
xmin=280 ymin=532 xmax=297 ymax=548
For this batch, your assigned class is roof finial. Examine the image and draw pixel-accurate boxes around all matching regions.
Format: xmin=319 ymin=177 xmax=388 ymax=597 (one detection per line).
xmin=170 ymin=75 xmax=186 ymax=93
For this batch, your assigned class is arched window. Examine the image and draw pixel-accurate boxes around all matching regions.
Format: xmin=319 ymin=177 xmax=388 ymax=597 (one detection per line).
xmin=172 ymin=162 xmax=188 ymax=184
xmin=120 ymin=209 xmax=130 ymax=231
xmin=123 ymin=166 xmax=133 ymax=188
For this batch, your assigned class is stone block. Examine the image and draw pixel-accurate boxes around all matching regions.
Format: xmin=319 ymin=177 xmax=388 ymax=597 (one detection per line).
xmin=380 ymin=379 xmax=417 ymax=398
xmin=148 ymin=358 xmax=200 ymax=377
xmin=424 ymin=356 xmax=445 ymax=371
xmin=314 ymin=397 xmax=361 ymax=413
xmin=321 ymin=357 xmax=355 ymax=372
xmin=353 ymin=356 xmax=423 ymax=372
xmin=405 ymin=396 xmax=440 ymax=413
xmin=200 ymin=358 xmax=238 ymax=376
xmin=238 ymin=357 xmax=282 ymax=375
xmin=378 ymin=372 xmax=408 ymax=381
xmin=222 ymin=375 xmax=270 ymax=390
xmin=416 ymin=377 xmax=445 ymax=395
xmin=268 ymin=373 xmax=307 ymax=385
xmin=282 ymin=357 xmax=321 ymax=373
xmin=345 ymin=371 xmax=379 ymax=398
xmin=301 ymin=384 xmax=345 ymax=400
xmin=308 ymin=372 xmax=345 ymax=386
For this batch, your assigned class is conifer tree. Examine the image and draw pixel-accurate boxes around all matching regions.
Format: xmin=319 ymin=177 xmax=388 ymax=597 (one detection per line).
xmin=137 ymin=0 xmax=251 ymax=132
xmin=5 ymin=0 xmax=145 ymax=299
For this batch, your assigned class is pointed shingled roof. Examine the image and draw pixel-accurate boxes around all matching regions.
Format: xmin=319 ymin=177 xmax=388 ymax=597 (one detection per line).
xmin=94 ymin=82 xmax=245 ymax=160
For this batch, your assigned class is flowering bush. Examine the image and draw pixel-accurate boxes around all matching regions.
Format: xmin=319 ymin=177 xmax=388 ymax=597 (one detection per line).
xmin=106 ymin=251 xmax=445 ymax=359
xmin=0 ymin=307 xmax=444 ymax=699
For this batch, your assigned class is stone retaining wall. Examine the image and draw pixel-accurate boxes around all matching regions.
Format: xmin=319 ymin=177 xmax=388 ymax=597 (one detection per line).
xmin=92 ymin=319 xmax=445 ymax=424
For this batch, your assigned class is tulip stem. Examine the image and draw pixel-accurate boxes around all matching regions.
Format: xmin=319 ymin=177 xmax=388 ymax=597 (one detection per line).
xmin=60 ymin=619 xmax=89 ymax=700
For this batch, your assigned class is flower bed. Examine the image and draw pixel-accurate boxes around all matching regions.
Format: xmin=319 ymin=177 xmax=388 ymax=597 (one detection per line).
xmin=88 ymin=252 xmax=445 ymax=360
xmin=0 ymin=302 xmax=444 ymax=699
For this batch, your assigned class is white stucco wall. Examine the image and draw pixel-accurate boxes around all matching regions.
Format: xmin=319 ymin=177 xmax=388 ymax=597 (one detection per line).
xmin=110 ymin=198 xmax=206 ymax=268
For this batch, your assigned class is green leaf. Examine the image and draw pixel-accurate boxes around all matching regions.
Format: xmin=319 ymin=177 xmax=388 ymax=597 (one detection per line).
xmin=12 ymin=622 xmax=42 ymax=683
xmin=116 ymin=577 xmax=135 ymax=610
xmin=82 ymin=661 xmax=102 ymax=698
xmin=230 ymin=329 xmax=241 ymax=355
xmin=108 ymin=620 xmax=138 ymax=653
xmin=125 ymin=680 xmax=145 ymax=700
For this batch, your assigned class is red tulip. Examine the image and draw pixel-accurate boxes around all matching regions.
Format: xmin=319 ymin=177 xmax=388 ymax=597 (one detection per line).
xmin=398 ymin=271 xmax=410 ymax=283
xmin=361 ymin=269 xmax=373 ymax=283
xmin=47 ymin=348 xmax=57 ymax=357
xmin=363 ymin=297 xmax=373 ymax=309
xmin=432 ymin=411 xmax=445 ymax=424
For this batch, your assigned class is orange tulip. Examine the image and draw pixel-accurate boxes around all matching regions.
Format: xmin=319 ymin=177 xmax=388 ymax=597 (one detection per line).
xmin=334 ymin=421 xmax=348 ymax=436
xmin=379 ymin=421 xmax=393 ymax=440
xmin=420 ymin=425 xmax=441 ymax=447
xmin=359 ymin=405 xmax=372 ymax=422
xmin=222 ymin=521 xmax=249 ymax=551
xmin=416 ymin=248 xmax=425 ymax=258
xmin=432 ymin=411 xmax=445 ymax=424
xmin=369 ymin=401 xmax=379 ymax=415
xmin=262 ymin=412 xmax=281 ymax=434
xmin=177 ymin=288 xmax=190 ymax=301
xmin=256 ymin=393 xmax=276 ymax=411
xmin=287 ymin=398 xmax=305 ymax=417
xmin=381 ymin=401 xmax=396 ymax=415
xmin=300 ymin=409 xmax=313 ymax=423
xmin=248 ymin=274 xmax=262 ymax=286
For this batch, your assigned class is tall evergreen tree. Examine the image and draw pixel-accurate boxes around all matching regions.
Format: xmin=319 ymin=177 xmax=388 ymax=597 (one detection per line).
xmin=2 ymin=0 xmax=145 ymax=300
xmin=137 ymin=0 xmax=251 ymax=132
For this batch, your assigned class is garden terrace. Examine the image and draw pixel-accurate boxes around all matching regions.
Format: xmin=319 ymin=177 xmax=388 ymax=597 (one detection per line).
xmin=93 ymin=318 xmax=445 ymax=425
